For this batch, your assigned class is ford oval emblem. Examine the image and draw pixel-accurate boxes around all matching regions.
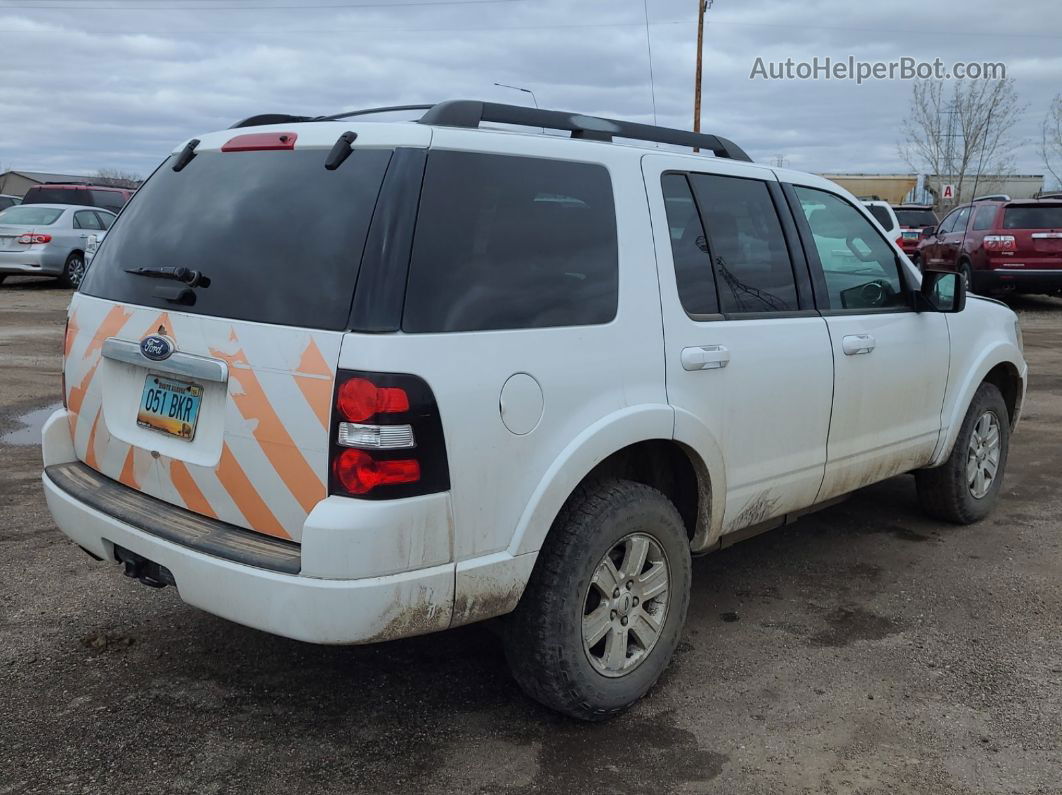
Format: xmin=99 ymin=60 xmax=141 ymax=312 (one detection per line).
xmin=140 ymin=335 xmax=174 ymax=361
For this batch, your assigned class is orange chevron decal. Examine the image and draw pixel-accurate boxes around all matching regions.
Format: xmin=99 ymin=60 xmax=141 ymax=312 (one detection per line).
xmin=64 ymin=310 xmax=79 ymax=358
xmin=216 ymin=444 xmax=290 ymax=539
xmin=210 ymin=342 xmax=325 ymax=514
xmin=66 ymin=358 xmax=101 ymax=440
xmin=294 ymin=338 xmax=334 ymax=429
xmin=84 ymin=304 xmax=133 ymax=359
xmin=118 ymin=447 xmax=139 ymax=490
xmin=169 ymin=460 xmax=217 ymax=519
xmin=142 ymin=311 xmax=175 ymax=342
xmin=85 ymin=408 xmax=102 ymax=470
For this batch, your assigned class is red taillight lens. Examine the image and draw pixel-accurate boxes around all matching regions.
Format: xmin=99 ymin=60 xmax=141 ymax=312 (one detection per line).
xmin=984 ymin=235 xmax=1016 ymax=251
xmin=332 ymin=449 xmax=420 ymax=494
xmin=336 ymin=377 xmax=409 ymax=422
xmin=17 ymin=233 xmax=51 ymax=245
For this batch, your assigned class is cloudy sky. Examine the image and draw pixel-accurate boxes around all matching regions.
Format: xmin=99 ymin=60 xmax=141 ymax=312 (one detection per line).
xmin=1 ymin=0 xmax=1059 ymax=183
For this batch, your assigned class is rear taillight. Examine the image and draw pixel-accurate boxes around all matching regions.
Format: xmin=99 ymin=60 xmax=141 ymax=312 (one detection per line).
xmin=895 ymin=235 xmax=903 ymax=246
xmin=17 ymin=233 xmax=51 ymax=245
xmin=328 ymin=369 xmax=449 ymax=500
xmin=984 ymin=235 xmax=1016 ymax=251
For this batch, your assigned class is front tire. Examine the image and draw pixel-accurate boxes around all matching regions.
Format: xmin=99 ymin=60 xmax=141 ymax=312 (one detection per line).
xmin=503 ymin=479 xmax=691 ymax=721
xmin=916 ymin=383 xmax=1009 ymax=524
xmin=60 ymin=252 xmax=85 ymax=289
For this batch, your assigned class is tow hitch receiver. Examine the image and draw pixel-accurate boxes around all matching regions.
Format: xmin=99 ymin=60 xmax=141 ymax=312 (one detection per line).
xmin=114 ymin=545 xmax=176 ymax=589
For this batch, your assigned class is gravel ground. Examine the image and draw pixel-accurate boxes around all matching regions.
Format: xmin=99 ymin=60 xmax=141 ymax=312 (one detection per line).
xmin=1 ymin=276 xmax=1060 ymax=794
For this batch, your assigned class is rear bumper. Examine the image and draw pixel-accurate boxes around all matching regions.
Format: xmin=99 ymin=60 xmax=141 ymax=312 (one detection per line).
xmin=0 ymin=248 xmax=65 ymax=275
xmin=975 ymin=268 xmax=1062 ymax=294
xmin=43 ymin=468 xmax=455 ymax=644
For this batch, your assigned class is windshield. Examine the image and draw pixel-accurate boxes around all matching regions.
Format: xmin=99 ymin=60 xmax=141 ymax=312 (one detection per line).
xmin=0 ymin=206 xmax=64 ymax=225
xmin=81 ymin=148 xmax=393 ymax=330
xmin=894 ymin=209 xmax=937 ymax=227
xmin=866 ymin=205 xmax=893 ymax=229
xmin=1003 ymin=205 xmax=1062 ymax=230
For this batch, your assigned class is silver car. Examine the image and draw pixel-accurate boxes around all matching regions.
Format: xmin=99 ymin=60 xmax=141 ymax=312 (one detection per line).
xmin=0 ymin=203 xmax=116 ymax=288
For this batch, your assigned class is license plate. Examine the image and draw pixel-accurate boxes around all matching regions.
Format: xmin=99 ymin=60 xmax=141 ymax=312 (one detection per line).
xmin=137 ymin=374 xmax=203 ymax=440
xmin=902 ymin=231 xmax=920 ymax=239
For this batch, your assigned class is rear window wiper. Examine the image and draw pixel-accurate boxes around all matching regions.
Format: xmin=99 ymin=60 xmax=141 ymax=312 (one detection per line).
xmin=125 ymin=266 xmax=210 ymax=288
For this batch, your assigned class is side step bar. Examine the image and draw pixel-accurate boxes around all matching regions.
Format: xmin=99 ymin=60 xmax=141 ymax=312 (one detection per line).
xmin=45 ymin=461 xmax=301 ymax=574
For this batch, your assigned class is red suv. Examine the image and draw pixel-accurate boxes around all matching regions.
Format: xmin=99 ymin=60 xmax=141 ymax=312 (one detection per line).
xmin=892 ymin=204 xmax=937 ymax=264
xmin=20 ymin=183 xmax=133 ymax=214
xmin=917 ymin=197 xmax=1062 ymax=295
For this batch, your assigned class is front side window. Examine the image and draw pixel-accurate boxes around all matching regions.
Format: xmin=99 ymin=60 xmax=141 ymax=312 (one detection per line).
xmin=403 ymin=151 xmax=618 ymax=333
xmin=689 ymin=173 xmax=797 ymax=314
xmin=794 ymin=186 xmax=907 ymax=311
xmin=937 ymin=209 xmax=960 ymax=234
xmin=949 ymin=206 xmax=972 ymax=233
xmin=661 ymin=173 xmax=717 ymax=316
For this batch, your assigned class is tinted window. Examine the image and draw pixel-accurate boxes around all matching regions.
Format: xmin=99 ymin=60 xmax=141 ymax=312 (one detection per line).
xmin=948 ymin=206 xmax=972 ymax=233
xmin=0 ymin=206 xmax=64 ymax=225
xmin=94 ymin=211 xmax=115 ymax=230
xmin=402 ymin=151 xmax=617 ymax=333
xmin=89 ymin=190 xmax=126 ymax=212
xmin=21 ymin=187 xmax=92 ymax=206
xmin=894 ymin=208 xmax=937 ymax=227
xmin=795 ymin=186 xmax=907 ymax=311
xmin=1003 ymin=205 xmax=1062 ymax=229
xmin=0 ymin=197 xmax=16 ymax=210
xmin=81 ymin=149 xmax=392 ymax=330
xmin=661 ymin=173 xmax=717 ymax=315
xmin=689 ymin=174 xmax=796 ymax=314
xmin=866 ymin=204 xmax=893 ymax=229
xmin=74 ymin=210 xmax=103 ymax=230
xmin=972 ymin=205 xmax=997 ymax=231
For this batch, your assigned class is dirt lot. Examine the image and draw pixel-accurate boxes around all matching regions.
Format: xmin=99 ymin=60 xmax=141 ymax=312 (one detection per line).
xmin=1 ymin=276 xmax=1059 ymax=794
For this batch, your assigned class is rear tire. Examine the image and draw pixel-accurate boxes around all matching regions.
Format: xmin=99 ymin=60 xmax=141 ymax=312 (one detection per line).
xmin=60 ymin=252 xmax=85 ymax=289
xmin=916 ymin=382 xmax=1009 ymax=524
xmin=959 ymin=260 xmax=975 ymax=294
xmin=503 ymin=479 xmax=691 ymax=721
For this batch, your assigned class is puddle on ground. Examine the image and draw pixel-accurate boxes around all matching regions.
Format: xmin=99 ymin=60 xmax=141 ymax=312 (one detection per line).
xmin=1 ymin=403 xmax=61 ymax=446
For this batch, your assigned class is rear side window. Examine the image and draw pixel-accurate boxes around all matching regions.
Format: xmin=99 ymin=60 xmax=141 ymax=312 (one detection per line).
xmin=1003 ymin=205 xmax=1062 ymax=229
xmin=95 ymin=211 xmax=115 ymax=230
xmin=971 ymin=205 xmax=997 ymax=231
xmin=22 ymin=187 xmax=91 ymax=206
xmin=81 ymin=148 xmax=392 ymax=330
xmin=661 ymin=173 xmax=718 ymax=315
xmin=402 ymin=151 xmax=617 ymax=333
xmin=866 ymin=205 xmax=893 ymax=229
xmin=689 ymin=173 xmax=797 ymax=314
xmin=89 ymin=190 xmax=126 ymax=212
xmin=74 ymin=210 xmax=103 ymax=230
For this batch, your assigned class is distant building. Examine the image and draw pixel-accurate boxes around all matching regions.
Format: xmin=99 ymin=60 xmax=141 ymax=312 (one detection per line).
xmin=816 ymin=172 xmax=1045 ymax=209
xmin=0 ymin=170 xmax=140 ymax=198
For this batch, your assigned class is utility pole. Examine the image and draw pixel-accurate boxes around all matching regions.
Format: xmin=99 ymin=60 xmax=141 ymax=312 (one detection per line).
xmin=693 ymin=0 xmax=709 ymax=136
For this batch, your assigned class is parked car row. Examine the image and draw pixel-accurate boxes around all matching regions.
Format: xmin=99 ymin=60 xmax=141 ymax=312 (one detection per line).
xmin=0 ymin=204 xmax=115 ymax=287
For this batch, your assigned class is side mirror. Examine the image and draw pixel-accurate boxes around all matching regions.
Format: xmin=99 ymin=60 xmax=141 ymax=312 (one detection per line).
xmin=918 ymin=269 xmax=966 ymax=313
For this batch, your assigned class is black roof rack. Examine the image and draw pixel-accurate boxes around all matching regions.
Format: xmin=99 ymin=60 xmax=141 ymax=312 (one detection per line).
xmin=229 ymin=99 xmax=752 ymax=161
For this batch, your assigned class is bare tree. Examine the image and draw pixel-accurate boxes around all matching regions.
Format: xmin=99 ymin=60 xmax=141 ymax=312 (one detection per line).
xmin=94 ymin=168 xmax=141 ymax=188
xmin=1041 ymin=94 xmax=1062 ymax=189
xmin=899 ymin=78 xmax=1024 ymax=207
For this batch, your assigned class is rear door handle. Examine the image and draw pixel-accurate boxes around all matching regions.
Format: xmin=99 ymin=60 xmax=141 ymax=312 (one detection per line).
xmin=842 ymin=334 xmax=876 ymax=356
xmin=681 ymin=345 xmax=730 ymax=371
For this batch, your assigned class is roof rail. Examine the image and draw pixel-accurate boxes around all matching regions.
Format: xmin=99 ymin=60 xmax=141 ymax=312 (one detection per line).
xmin=417 ymin=100 xmax=752 ymax=161
xmin=972 ymin=193 xmax=1010 ymax=202
xmin=228 ymin=99 xmax=752 ymax=161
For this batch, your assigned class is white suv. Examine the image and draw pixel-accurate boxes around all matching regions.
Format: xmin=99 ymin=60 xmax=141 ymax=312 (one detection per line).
xmin=42 ymin=100 xmax=1027 ymax=720
xmin=862 ymin=198 xmax=902 ymax=246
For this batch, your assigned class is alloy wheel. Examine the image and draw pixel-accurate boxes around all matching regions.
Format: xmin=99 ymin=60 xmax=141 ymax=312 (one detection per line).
xmin=967 ymin=410 xmax=1001 ymax=499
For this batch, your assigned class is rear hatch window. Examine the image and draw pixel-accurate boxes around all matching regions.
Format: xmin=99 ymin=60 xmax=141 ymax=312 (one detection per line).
xmin=894 ymin=209 xmax=936 ymax=227
xmin=0 ymin=206 xmax=63 ymax=225
xmin=22 ymin=187 xmax=92 ymax=206
xmin=1003 ymin=205 xmax=1062 ymax=229
xmin=81 ymin=148 xmax=392 ymax=330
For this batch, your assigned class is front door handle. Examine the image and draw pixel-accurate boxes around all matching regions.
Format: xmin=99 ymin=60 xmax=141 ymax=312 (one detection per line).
xmin=842 ymin=333 xmax=876 ymax=356
xmin=681 ymin=345 xmax=730 ymax=371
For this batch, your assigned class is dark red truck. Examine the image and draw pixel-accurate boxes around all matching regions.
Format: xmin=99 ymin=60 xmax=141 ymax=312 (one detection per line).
xmin=917 ymin=197 xmax=1062 ymax=295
